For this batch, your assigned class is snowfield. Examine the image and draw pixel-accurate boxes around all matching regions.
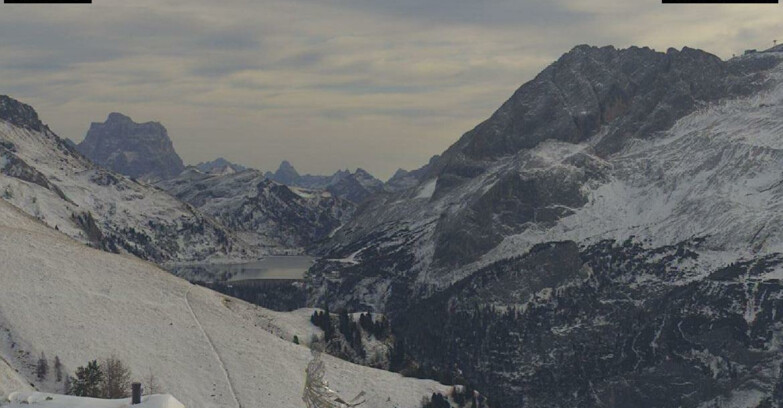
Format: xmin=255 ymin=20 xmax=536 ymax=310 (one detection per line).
xmin=0 ymin=199 xmax=447 ymax=408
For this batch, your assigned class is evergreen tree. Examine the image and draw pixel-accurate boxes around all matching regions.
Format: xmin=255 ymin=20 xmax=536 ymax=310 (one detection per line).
xmin=70 ymin=360 xmax=103 ymax=397
xmin=54 ymin=355 xmax=63 ymax=382
xmin=36 ymin=352 xmax=48 ymax=380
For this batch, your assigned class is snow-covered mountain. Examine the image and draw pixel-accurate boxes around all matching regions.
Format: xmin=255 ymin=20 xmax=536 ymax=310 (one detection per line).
xmin=77 ymin=113 xmax=185 ymax=182
xmin=194 ymin=158 xmax=247 ymax=176
xmin=265 ymin=161 xmax=383 ymax=203
xmin=157 ymin=168 xmax=355 ymax=251
xmin=0 ymin=96 xmax=252 ymax=264
xmin=0 ymin=198 xmax=447 ymax=408
xmin=308 ymin=45 xmax=783 ymax=406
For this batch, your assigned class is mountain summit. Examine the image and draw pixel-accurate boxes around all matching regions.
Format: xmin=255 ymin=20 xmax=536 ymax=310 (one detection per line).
xmin=308 ymin=44 xmax=783 ymax=407
xmin=77 ymin=113 xmax=185 ymax=181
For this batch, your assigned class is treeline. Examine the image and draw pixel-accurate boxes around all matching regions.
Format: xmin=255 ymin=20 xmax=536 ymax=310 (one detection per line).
xmin=195 ymin=280 xmax=306 ymax=312
xmin=35 ymin=352 xmax=161 ymax=398
xmin=310 ymin=308 xmax=391 ymax=366
xmin=420 ymin=386 xmax=488 ymax=408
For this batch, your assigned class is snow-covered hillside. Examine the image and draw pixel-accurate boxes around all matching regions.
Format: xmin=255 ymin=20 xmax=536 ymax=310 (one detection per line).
xmin=0 ymin=96 xmax=253 ymax=264
xmin=0 ymin=199 xmax=446 ymax=408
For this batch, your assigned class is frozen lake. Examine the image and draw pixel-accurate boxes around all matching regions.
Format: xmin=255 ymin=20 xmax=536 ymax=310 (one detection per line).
xmin=169 ymin=256 xmax=315 ymax=282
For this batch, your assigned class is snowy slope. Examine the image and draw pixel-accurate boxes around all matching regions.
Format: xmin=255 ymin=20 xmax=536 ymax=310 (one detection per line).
xmin=0 ymin=96 xmax=254 ymax=263
xmin=0 ymin=199 xmax=447 ymax=408
xmin=0 ymin=358 xmax=32 ymax=398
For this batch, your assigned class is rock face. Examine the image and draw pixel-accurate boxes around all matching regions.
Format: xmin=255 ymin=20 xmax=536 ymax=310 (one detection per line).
xmin=158 ymin=168 xmax=355 ymax=250
xmin=0 ymin=96 xmax=252 ymax=264
xmin=77 ymin=113 xmax=185 ymax=181
xmin=307 ymin=45 xmax=783 ymax=406
xmin=394 ymin=239 xmax=783 ymax=408
xmin=266 ymin=160 xmax=384 ymax=203
xmin=384 ymin=155 xmax=439 ymax=193
xmin=0 ymin=95 xmax=46 ymax=132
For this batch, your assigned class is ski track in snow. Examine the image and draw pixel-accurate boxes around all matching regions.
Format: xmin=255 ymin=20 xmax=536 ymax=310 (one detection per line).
xmin=184 ymin=288 xmax=242 ymax=408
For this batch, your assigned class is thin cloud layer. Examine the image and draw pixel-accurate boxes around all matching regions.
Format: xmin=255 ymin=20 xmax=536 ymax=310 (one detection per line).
xmin=0 ymin=0 xmax=780 ymax=178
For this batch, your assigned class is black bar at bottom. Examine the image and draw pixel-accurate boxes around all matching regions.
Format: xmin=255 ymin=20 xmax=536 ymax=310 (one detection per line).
xmin=5 ymin=0 xmax=92 ymax=3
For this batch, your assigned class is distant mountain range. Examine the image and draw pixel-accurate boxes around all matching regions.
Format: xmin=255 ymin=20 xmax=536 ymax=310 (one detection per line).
xmin=157 ymin=167 xmax=355 ymax=250
xmin=73 ymin=113 xmax=387 ymax=205
xmin=194 ymin=157 xmax=247 ymax=175
xmin=265 ymin=160 xmax=384 ymax=203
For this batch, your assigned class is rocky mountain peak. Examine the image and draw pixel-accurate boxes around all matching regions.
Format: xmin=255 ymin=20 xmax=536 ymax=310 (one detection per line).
xmin=77 ymin=113 xmax=185 ymax=180
xmin=272 ymin=160 xmax=300 ymax=184
xmin=431 ymin=44 xmax=775 ymax=197
xmin=106 ymin=112 xmax=134 ymax=123
xmin=0 ymin=95 xmax=45 ymax=132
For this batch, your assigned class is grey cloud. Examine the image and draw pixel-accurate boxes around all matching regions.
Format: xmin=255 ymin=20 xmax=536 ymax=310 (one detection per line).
xmin=0 ymin=0 xmax=779 ymax=178
xmin=296 ymin=0 xmax=587 ymax=27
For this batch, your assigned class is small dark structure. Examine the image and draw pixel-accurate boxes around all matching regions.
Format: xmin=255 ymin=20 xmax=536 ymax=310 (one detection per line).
xmin=131 ymin=382 xmax=142 ymax=405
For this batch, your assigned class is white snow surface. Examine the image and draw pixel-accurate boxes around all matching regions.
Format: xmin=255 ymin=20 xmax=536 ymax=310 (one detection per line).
xmin=5 ymin=392 xmax=184 ymax=408
xmin=0 ymin=199 xmax=447 ymax=408
xmin=414 ymin=178 xmax=437 ymax=200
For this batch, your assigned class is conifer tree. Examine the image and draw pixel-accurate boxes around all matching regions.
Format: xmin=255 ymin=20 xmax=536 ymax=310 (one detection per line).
xmin=36 ymin=352 xmax=48 ymax=380
xmin=70 ymin=360 xmax=103 ymax=397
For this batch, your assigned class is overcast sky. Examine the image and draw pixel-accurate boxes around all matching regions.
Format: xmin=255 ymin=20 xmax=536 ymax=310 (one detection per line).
xmin=1 ymin=0 xmax=781 ymax=178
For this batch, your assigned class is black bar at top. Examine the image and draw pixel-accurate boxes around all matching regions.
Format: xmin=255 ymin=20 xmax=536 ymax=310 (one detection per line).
xmin=4 ymin=0 xmax=92 ymax=3
xmin=663 ymin=0 xmax=777 ymax=3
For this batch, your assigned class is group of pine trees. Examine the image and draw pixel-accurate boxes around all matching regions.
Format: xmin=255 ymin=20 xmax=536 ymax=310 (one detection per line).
xmin=311 ymin=308 xmax=395 ymax=362
xmin=311 ymin=309 xmax=390 ymax=341
xmin=35 ymin=352 xmax=161 ymax=399
xmin=357 ymin=312 xmax=389 ymax=340
xmin=420 ymin=387 xmax=486 ymax=408
xmin=36 ymin=352 xmax=62 ymax=383
xmin=310 ymin=307 xmax=334 ymax=339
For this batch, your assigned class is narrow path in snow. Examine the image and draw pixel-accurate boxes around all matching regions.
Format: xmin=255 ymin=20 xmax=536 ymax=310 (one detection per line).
xmin=185 ymin=288 xmax=242 ymax=408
